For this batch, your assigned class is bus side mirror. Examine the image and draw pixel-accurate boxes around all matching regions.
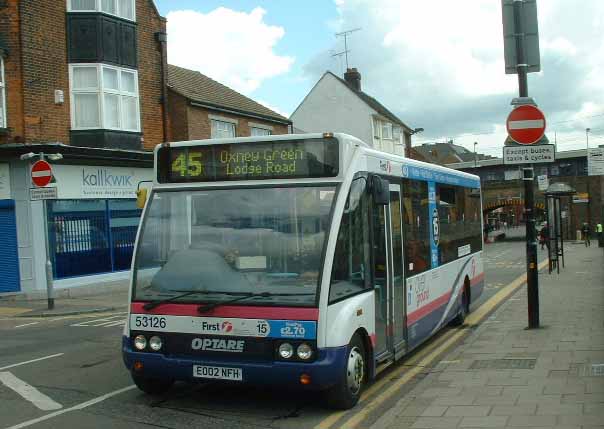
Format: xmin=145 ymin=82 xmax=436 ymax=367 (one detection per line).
xmin=370 ymin=175 xmax=389 ymax=205
xmin=136 ymin=188 xmax=148 ymax=209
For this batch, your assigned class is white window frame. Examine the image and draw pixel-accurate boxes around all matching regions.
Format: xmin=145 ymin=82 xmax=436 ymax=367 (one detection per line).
xmin=250 ymin=127 xmax=271 ymax=137
xmin=69 ymin=63 xmax=141 ymax=132
xmin=67 ymin=0 xmax=136 ymax=22
xmin=0 ymin=58 xmax=6 ymax=128
xmin=211 ymin=119 xmax=236 ymax=139
xmin=372 ymin=117 xmax=380 ymax=138
xmin=382 ymin=122 xmax=393 ymax=140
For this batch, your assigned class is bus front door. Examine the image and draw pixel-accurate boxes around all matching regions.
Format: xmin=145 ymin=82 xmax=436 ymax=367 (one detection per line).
xmin=389 ymin=184 xmax=407 ymax=357
xmin=373 ymin=183 xmax=407 ymax=363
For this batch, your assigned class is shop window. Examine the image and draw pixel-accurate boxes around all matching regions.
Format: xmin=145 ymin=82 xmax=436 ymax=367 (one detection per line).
xmin=70 ymin=64 xmax=140 ymax=132
xmin=0 ymin=58 xmax=6 ymax=128
xmin=47 ymin=199 xmax=142 ymax=278
xmin=211 ymin=120 xmax=236 ymax=138
xmin=402 ymin=179 xmax=430 ymax=277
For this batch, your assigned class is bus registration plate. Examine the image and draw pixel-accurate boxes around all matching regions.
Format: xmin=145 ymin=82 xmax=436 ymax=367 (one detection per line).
xmin=193 ymin=365 xmax=242 ymax=381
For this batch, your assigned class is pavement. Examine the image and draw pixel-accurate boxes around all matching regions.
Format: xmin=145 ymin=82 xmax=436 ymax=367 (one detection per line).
xmin=371 ymin=242 xmax=604 ymax=429
xmin=0 ymin=289 xmax=128 ymax=318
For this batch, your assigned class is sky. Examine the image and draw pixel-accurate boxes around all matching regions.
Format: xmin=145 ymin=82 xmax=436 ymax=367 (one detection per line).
xmin=155 ymin=0 xmax=604 ymax=157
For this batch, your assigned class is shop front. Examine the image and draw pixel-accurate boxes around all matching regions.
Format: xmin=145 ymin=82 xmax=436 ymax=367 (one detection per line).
xmin=46 ymin=164 xmax=153 ymax=281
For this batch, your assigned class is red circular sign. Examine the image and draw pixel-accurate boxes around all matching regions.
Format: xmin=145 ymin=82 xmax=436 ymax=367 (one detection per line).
xmin=506 ymin=105 xmax=546 ymax=145
xmin=31 ymin=160 xmax=53 ymax=187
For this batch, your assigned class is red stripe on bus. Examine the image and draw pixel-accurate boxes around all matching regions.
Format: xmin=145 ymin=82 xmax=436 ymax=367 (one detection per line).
xmin=406 ymin=273 xmax=484 ymax=326
xmin=471 ymin=272 xmax=485 ymax=286
xmin=130 ymin=302 xmax=319 ymax=320
xmin=406 ymin=290 xmax=451 ymax=326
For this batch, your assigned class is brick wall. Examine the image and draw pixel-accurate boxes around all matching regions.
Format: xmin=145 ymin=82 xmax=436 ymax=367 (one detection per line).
xmin=185 ymin=104 xmax=289 ymax=140
xmin=19 ymin=0 xmax=70 ymax=144
xmin=0 ymin=0 xmax=166 ymax=149
xmin=0 ymin=0 xmax=25 ymax=143
xmin=167 ymin=90 xmax=189 ymax=142
xmin=137 ymin=0 xmax=167 ymax=150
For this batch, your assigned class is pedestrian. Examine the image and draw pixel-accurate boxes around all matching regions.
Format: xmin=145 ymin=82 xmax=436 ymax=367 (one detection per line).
xmin=581 ymin=222 xmax=591 ymax=247
xmin=597 ymin=222 xmax=603 ymax=247
xmin=539 ymin=223 xmax=549 ymax=251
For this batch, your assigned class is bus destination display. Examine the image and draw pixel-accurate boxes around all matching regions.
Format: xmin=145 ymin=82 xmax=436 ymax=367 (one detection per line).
xmin=159 ymin=138 xmax=339 ymax=183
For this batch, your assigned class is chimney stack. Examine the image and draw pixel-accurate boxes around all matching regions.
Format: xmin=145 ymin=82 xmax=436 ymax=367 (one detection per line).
xmin=344 ymin=68 xmax=361 ymax=91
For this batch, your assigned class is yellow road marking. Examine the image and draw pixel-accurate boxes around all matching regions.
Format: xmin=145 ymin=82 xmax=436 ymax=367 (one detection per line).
xmin=314 ymin=258 xmax=550 ymax=429
xmin=0 ymin=308 xmax=31 ymax=317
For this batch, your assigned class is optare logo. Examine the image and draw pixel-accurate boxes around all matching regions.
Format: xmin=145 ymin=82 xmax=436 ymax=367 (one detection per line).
xmin=191 ymin=338 xmax=244 ymax=353
xmin=221 ymin=321 xmax=233 ymax=333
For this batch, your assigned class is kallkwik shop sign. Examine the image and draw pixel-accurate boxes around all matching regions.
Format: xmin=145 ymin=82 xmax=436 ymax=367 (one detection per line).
xmin=51 ymin=165 xmax=153 ymax=199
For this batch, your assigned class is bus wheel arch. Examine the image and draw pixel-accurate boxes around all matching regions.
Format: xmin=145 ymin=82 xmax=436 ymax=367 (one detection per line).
xmin=325 ymin=330 xmax=368 ymax=409
xmin=463 ymin=276 xmax=471 ymax=313
xmin=451 ymin=277 xmax=471 ymax=326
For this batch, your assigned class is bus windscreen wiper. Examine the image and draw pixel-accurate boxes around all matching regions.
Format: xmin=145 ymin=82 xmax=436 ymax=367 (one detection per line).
xmin=142 ymin=289 xmax=234 ymax=311
xmin=197 ymin=292 xmax=314 ymax=314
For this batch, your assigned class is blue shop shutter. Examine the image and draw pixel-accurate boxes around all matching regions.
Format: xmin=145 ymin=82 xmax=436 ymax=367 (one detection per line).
xmin=0 ymin=200 xmax=21 ymax=293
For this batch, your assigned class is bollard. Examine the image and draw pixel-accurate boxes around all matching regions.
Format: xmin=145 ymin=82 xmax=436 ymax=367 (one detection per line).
xmin=46 ymin=259 xmax=55 ymax=310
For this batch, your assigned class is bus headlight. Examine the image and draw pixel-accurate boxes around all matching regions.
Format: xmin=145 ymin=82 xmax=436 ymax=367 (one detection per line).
xmin=134 ymin=335 xmax=147 ymax=351
xmin=149 ymin=336 xmax=163 ymax=351
xmin=297 ymin=343 xmax=313 ymax=360
xmin=278 ymin=343 xmax=294 ymax=359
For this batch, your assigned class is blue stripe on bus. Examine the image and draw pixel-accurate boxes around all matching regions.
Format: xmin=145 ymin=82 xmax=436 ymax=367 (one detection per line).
xmin=428 ymin=182 xmax=439 ymax=269
xmin=402 ymin=164 xmax=480 ymax=188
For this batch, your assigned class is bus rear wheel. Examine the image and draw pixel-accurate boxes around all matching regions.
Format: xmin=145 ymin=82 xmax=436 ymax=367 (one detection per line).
xmin=451 ymin=286 xmax=470 ymax=326
xmin=132 ymin=373 xmax=174 ymax=395
xmin=325 ymin=334 xmax=366 ymax=410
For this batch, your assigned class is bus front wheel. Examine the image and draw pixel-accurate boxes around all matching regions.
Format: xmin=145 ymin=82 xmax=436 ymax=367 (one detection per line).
xmin=132 ymin=373 xmax=174 ymax=395
xmin=325 ymin=334 xmax=366 ymax=410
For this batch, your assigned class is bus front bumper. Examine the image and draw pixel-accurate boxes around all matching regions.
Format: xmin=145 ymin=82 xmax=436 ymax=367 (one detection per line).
xmin=122 ymin=337 xmax=347 ymax=390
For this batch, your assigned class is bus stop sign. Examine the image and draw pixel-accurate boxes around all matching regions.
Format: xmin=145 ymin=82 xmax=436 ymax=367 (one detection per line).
xmin=506 ymin=105 xmax=546 ymax=145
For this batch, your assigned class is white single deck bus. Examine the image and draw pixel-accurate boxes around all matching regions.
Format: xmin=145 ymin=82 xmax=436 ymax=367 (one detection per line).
xmin=123 ymin=133 xmax=484 ymax=409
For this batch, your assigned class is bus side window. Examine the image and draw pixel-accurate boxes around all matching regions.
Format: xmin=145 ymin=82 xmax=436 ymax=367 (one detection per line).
xmin=329 ymin=177 xmax=371 ymax=303
xmin=402 ymin=179 xmax=430 ymax=277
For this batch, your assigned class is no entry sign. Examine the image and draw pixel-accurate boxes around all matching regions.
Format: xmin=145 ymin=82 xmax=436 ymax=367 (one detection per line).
xmin=31 ymin=160 xmax=53 ymax=187
xmin=506 ymin=105 xmax=546 ymax=145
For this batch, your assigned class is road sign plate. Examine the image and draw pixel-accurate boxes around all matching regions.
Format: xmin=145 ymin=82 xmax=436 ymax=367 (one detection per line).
xmin=503 ymin=144 xmax=555 ymax=165
xmin=31 ymin=160 xmax=53 ymax=187
xmin=506 ymin=105 xmax=546 ymax=145
xmin=30 ymin=187 xmax=58 ymax=200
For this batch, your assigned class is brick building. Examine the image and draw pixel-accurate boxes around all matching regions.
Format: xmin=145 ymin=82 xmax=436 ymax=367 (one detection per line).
xmin=167 ymin=65 xmax=291 ymax=141
xmin=0 ymin=0 xmax=166 ymax=295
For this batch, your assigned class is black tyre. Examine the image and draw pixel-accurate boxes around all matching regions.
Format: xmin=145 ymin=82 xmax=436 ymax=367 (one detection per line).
xmin=132 ymin=373 xmax=174 ymax=395
xmin=325 ymin=334 xmax=367 ymax=410
xmin=451 ymin=286 xmax=470 ymax=326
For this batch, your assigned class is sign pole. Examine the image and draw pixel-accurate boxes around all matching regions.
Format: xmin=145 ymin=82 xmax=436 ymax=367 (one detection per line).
xmin=514 ymin=0 xmax=539 ymax=329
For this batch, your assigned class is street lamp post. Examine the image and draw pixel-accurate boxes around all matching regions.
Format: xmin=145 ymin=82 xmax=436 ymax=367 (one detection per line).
xmin=585 ymin=128 xmax=591 ymax=230
xmin=20 ymin=151 xmax=63 ymax=310
xmin=407 ymin=127 xmax=424 ymax=158
xmin=474 ymin=142 xmax=478 ymax=168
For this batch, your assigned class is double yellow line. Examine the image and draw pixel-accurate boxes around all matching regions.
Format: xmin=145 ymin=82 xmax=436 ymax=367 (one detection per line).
xmin=315 ymin=258 xmax=549 ymax=429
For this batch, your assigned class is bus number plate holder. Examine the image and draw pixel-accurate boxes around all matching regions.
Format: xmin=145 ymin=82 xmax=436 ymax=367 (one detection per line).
xmin=193 ymin=365 xmax=243 ymax=381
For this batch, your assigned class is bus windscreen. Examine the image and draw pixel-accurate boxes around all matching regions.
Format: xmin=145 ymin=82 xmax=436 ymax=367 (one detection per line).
xmin=158 ymin=137 xmax=339 ymax=183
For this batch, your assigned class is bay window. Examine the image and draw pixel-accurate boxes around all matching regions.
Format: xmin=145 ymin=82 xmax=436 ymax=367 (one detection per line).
xmin=70 ymin=64 xmax=140 ymax=132
xmin=0 ymin=58 xmax=6 ymax=128
xmin=68 ymin=0 xmax=135 ymax=21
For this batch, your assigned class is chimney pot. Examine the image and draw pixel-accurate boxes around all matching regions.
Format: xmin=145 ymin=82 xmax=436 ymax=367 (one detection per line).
xmin=344 ymin=68 xmax=361 ymax=91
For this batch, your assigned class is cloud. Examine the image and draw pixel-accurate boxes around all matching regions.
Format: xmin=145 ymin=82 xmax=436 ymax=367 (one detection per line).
xmin=304 ymin=0 xmax=604 ymax=153
xmin=257 ymin=100 xmax=290 ymax=118
xmin=167 ymin=7 xmax=295 ymax=95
